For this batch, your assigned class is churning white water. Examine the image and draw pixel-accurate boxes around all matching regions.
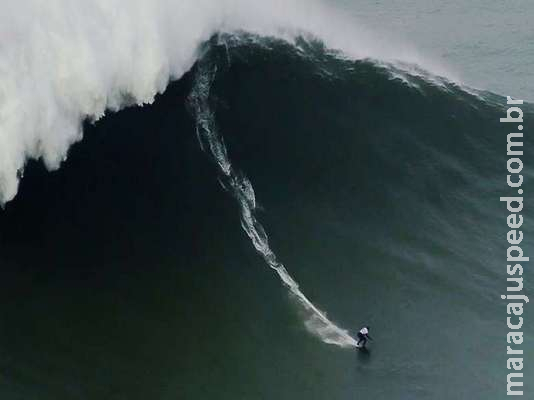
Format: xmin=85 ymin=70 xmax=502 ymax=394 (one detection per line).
xmin=0 ymin=0 xmax=454 ymax=204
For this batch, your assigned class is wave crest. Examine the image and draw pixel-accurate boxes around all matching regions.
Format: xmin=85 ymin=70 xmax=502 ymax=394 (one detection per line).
xmin=0 ymin=0 xmax=456 ymax=204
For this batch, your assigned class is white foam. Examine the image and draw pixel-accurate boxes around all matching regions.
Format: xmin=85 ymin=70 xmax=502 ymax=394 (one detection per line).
xmin=188 ymin=63 xmax=358 ymax=348
xmin=0 ymin=0 xmax=455 ymax=204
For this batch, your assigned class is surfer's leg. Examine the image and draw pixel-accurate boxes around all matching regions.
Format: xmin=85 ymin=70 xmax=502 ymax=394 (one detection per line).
xmin=357 ymin=332 xmax=365 ymax=347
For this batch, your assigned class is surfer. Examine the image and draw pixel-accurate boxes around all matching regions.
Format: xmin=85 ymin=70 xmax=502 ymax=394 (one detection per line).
xmin=357 ymin=326 xmax=372 ymax=348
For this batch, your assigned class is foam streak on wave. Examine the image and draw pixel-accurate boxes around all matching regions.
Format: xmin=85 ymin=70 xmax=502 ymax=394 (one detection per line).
xmin=188 ymin=62 xmax=357 ymax=349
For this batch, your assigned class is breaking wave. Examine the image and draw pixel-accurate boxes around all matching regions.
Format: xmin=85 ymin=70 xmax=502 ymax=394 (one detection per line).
xmin=0 ymin=0 xmax=454 ymax=204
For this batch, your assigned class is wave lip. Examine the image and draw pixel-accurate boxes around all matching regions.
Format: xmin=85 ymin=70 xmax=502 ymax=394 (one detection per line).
xmin=0 ymin=0 xmax=459 ymax=205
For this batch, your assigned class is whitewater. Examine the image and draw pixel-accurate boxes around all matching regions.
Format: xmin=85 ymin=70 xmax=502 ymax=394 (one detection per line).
xmin=0 ymin=0 xmax=455 ymax=205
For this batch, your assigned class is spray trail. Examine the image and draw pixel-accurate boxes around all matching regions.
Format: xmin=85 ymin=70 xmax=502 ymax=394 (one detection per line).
xmin=188 ymin=61 xmax=357 ymax=348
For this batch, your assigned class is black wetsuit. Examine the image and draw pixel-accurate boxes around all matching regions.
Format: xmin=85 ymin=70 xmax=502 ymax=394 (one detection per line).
xmin=357 ymin=332 xmax=367 ymax=347
xmin=357 ymin=328 xmax=372 ymax=347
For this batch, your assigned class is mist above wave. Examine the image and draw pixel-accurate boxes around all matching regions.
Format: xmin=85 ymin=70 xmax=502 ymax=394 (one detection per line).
xmin=0 ymin=0 xmax=452 ymax=204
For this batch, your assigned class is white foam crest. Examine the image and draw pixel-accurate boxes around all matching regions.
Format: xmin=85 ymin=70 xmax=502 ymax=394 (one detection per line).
xmin=0 ymin=0 xmax=457 ymax=204
xmin=188 ymin=63 xmax=357 ymax=349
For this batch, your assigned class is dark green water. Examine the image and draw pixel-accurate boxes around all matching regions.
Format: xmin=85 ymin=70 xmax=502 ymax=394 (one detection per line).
xmin=0 ymin=38 xmax=532 ymax=399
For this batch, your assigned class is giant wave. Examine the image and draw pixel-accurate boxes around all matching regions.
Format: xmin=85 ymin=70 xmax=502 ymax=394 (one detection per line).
xmin=0 ymin=0 xmax=454 ymax=204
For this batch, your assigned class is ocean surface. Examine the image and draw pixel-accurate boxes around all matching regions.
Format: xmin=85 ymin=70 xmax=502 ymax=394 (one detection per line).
xmin=0 ymin=1 xmax=533 ymax=399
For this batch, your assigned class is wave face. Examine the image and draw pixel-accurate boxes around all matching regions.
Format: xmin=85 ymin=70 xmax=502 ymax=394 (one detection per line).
xmin=0 ymin=29 xmax=533 ymax=400
xmin=0 ymin=0 xmax=452 ymax=204
xmin=188 ymin=57 xmax=358 ymax=348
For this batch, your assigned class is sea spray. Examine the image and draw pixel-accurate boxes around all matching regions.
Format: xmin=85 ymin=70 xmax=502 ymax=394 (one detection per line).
xmin=0 ymin=0 xmax=452 ymax=205
xmin=188 ymin=60 xmax=357 ymax=348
